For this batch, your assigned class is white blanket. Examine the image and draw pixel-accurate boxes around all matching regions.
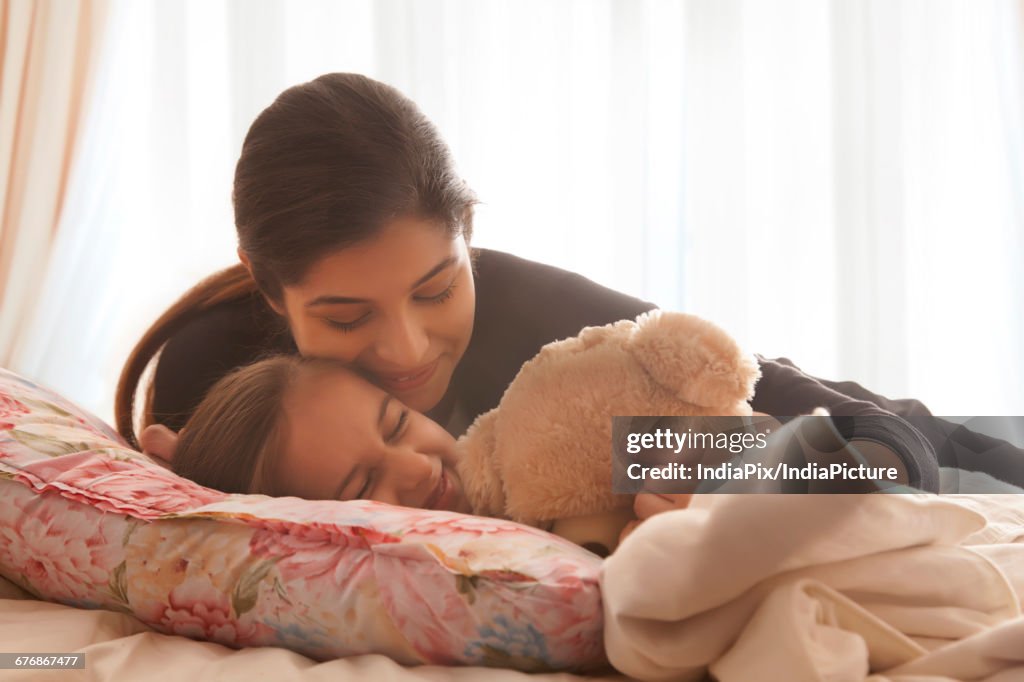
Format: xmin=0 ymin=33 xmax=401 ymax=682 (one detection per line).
xmin=602 ymin=489 xmax=1024 ymax=681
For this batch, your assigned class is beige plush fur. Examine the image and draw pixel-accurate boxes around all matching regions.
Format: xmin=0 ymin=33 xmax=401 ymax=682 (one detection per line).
xmin=456 ymin=311 xmax=760 ymax=529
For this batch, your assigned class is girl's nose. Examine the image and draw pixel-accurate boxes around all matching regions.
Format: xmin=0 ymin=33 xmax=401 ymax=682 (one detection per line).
xmin=374 ymin=448 xmax=436 ymax=507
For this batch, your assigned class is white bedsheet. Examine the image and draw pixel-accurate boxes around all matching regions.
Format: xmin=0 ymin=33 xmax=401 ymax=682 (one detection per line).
xmin=0 ymin=578 xmax=622 ymax=682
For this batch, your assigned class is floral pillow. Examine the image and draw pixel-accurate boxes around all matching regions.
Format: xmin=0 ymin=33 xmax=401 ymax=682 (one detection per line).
xmin=0 ymin=368 xmax=605 ymax=671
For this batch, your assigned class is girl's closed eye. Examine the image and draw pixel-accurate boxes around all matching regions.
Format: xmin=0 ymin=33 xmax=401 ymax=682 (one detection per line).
xmin=387 ymin=409 xmax=409 ymax=442
xmin=353 ymin=409 xmax=407 ymax=499
xmin=356 ymin=471 xmax=375 ymax=499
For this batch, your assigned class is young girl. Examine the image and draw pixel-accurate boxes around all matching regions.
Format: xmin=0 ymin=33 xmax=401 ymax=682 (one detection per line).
xmin=168 ymin=354 xmax=473 ymax=514
xmin=164 ymin=353 xmax=705 ymax=552
xmin=165 ymin=348 xmax=937 ymax=528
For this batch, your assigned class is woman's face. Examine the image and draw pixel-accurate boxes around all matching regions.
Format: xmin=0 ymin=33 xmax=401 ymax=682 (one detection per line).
xmin=276 ymin=367 xmax=472 ymax=513
xmin=270 ymin=216 xmax=476 ymax=414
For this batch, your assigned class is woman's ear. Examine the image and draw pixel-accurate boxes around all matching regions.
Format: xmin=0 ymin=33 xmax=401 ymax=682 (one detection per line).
xmin=140 ymin=424 xmax=180 ymax=468
xmin=238 ymin=248 xmax=286 ymax=316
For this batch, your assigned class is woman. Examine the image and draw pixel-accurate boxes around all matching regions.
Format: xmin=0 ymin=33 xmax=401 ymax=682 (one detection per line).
xmin=117 ymin=73 xmax=659 ymax=448
xmin=116 ymin=73 xmax=1020 ymax=514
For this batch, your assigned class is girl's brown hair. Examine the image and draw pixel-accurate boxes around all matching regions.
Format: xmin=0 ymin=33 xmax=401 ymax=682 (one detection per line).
xmin=116 ymin=73 xmax=477 ymax=448
xmin=172 ymin=355 xmax=348 ymax=495
xmin=172 ymin=355 xmax=298 ymax=495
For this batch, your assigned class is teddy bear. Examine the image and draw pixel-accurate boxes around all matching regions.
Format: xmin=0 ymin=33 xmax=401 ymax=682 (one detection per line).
xmin=454 ymin=310 xmax=761 ymax=556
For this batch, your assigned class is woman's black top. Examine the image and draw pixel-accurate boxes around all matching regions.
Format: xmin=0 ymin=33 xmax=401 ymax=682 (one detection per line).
xmin=150 ymin=248 xmax=1024 ymax=492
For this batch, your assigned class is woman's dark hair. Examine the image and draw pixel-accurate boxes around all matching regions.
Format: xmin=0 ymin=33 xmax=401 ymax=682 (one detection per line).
xmin=235 ymin=72 xmax=476 ymax=300
xmin=116 ymin=73 xmax=477 ymax=448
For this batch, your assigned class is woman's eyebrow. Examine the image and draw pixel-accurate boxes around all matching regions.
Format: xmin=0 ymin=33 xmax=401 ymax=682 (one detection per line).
xmin=307 ymin=294 xmax=365 ymax=306
xmin=306 ymin=256 xmax=456 ymax=308
xmin=333 ymin=394 xmax=392 ymax=500
xmin=409 ymin=256 xmax=456 ymax=289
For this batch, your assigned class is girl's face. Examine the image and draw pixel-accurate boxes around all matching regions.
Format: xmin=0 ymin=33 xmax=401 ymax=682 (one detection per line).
xmin=276 ymin=367 xmax=472 ymax=513
xmin=270 ymin=216 xmax=476 ymax=414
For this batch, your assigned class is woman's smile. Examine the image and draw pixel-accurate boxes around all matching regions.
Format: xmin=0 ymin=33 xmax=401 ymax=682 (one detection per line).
xmin=372 ymin=356 xmax=441 ymax=393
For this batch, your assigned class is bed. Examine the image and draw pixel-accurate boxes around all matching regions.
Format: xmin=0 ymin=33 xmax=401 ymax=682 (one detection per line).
xmin=5 ymin=490 xmax=1024 ymax=681
xmin=3 ymin=367 xmax=1024 ymax=681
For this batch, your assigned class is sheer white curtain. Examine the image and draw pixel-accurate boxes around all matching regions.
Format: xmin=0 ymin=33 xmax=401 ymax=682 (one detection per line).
xmin=0 ymin=0 xmax=109 ymax=369
xmin=11 ymin=0 xmax=1024 ymax=422
xmin=680 ymin=0 xmax=1024 ymax=414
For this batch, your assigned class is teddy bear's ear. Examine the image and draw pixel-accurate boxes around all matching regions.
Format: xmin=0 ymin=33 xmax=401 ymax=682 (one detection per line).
xmin=624 ymin=310 xmax=760 ymax=408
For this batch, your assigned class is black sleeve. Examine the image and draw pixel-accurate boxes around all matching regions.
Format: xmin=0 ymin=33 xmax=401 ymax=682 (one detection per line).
xmin=753 ymin=356 xmax=1024 ymax=488
xmin=453 ymin=249 xmax=658 ymax=421
xmin=151 ymin=296 xmax=290 ymax=432
xmin=924 ymin=419 xmax=1024 ymax=488
xmin=769 ymin=357 xmax=935 ymax=418
xmin=752 ymin=356 xmax=940 ymax=492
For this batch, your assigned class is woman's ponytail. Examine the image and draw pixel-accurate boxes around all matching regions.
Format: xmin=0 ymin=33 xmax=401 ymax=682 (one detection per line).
xmin=115 ymin=263 xmax=257 ymax=449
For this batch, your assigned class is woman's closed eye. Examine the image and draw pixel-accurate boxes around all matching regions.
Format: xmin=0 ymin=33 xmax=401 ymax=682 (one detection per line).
xmin=321 ymin=282 xmax=455 ymax=334
xmin=414 ymin=281 xmax=457 ymax=305
xmin=323 ymin=313 xmax=369 ymax=332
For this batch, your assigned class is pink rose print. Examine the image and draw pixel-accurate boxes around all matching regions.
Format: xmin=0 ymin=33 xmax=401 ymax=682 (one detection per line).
xmin=22 ymin=453 xmax=226 ymax=516
xmin=0 ymin=489 xmax=122 ymax=603
xmin=0 ymin=395 xmax=30 ymax=430
xmin=249 ymin=521 xmax=396 ymax=585
xmin=402 ymin=514 xmax=534 ymax=540
xmin=140 ymin=577 xmax=267 ymax=646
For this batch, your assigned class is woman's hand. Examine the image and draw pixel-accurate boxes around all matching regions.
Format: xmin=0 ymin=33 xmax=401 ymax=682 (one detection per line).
xmin=619 ymin=493 xmax=693 ymax=544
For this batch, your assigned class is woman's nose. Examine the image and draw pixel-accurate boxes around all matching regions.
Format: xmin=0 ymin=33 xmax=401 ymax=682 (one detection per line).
xmin=374 ymin=312 xmax=429 ymax=367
